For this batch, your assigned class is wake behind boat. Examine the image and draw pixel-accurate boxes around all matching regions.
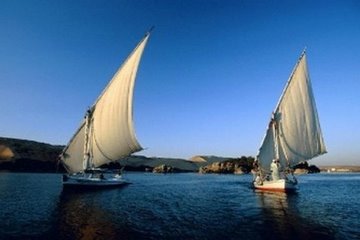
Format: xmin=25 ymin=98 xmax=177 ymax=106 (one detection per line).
xmin=253 ymin=50 xmax=327 ymax=193
xmin=59 ymin=30 xmax=152 ymax=188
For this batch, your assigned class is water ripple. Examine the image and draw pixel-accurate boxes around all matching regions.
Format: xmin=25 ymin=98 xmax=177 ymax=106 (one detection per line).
xmin=0 ymin=172 xmax=359 ymax=239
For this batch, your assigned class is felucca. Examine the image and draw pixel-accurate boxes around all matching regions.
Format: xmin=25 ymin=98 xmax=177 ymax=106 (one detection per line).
xmin=60 ymin=30 xmax=152 ymax=188
xmin=253 ymin=50 xmax=327 ymax=192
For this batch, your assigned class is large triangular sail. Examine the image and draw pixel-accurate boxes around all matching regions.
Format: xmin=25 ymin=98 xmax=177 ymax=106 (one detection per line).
xmin=257 ymin=52 xmax=326 ymax=173
xmin=61 ymin=33 xmax=150 ymax=173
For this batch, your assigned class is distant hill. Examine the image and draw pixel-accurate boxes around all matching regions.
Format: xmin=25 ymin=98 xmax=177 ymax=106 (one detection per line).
xmin=0 ymin=137 xmax=64 ymax=172
xmin=0 ymin=137 xmax=332 ymax=174
xmin=0 ymin=137 xmax=199 ymax=173
xmin=190 ymin=155 xmax=231 ymax=164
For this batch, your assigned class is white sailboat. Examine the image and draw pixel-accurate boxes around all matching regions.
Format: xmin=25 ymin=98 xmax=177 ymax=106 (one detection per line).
xmin=253 ymin=50 xmax=327 ymax=192
xmin=60 ymin=30 xmax=151 ymax=188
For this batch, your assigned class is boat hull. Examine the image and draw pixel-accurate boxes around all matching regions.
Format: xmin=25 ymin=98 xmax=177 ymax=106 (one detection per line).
xmin=62 ymin=174 xmax=129 ymax=189
xmin=253 ymin=179 xmax=297 ymax=193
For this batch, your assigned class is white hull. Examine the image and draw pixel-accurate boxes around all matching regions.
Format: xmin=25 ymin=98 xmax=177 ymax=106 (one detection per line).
xmin=63 ymin=174 xmax=128 ymax=189
xmin=253 ymin=179 xmax=297 ymax=193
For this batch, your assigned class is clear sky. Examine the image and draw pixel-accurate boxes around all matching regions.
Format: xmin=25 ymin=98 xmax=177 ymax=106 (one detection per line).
xmin=1 ymin=0 xmax=359 ymax=165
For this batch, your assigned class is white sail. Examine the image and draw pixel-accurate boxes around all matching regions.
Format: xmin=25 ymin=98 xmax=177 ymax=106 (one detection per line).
xmin=61 ymin=33 xmax=149 ymax=173
xmin=62 ymin=122 xmax=86 ymax=172
xmin=257 ymin=52 xmax=326 ymax=173
xmin=258 ymin=124 xmax=276 ymax=172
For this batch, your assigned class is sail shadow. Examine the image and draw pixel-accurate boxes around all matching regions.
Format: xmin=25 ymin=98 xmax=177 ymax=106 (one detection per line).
xmin=255 ymin=191 xmax=336 ymax=240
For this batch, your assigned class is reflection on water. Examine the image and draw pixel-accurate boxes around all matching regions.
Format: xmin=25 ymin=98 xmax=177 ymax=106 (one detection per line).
xmin=255 ymin=191 xmax=335 ymax=240
xmin=1 ymin=173 xmax=358 ymax=239
xmin=56 ymin=188 xmax=135 ymax=240
xmin=59 ymin=191 xmax=113 ymax=239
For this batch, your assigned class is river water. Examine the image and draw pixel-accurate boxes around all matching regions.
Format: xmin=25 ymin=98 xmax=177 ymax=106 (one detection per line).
xmin=0 ymin=172 xmax=359 ymax=239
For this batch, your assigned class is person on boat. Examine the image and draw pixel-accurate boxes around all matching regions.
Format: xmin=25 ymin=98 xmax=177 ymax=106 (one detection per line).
xmin=115 ymin=168 xmax=123 ymax=179
xmin=251 ymin=158 xmax=260 ymax=183
xmin=253 ymin=158 xmax=259 ymax=172
xmin=255 ymin=174 xmax=262 ymax=185
xmin=271 ymin=159 xmax=280 ymax=181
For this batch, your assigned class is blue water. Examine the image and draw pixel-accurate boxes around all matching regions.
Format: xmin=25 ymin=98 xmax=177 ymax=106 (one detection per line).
xmin=0 ymin=172 xmax=359 ymax=240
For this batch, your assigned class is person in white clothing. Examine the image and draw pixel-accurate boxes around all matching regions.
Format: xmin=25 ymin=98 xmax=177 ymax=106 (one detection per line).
xmin=271 ymin=159 xmax=280 ymax=181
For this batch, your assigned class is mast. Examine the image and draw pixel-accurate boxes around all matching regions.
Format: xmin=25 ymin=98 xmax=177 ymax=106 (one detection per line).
xmin=272 ymin=114 xmax=279 ymax=160
xmin=83 ymin=108 xmax=94 ymax=171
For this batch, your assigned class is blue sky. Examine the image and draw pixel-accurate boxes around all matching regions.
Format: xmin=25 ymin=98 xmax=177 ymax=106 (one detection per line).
xmin=1 ymin=0 xmax=359 ymax=165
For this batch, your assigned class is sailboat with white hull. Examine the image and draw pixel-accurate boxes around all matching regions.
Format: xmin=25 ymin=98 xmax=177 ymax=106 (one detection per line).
xmin=253 ymin=50 xmax=327 ymax=193
xmin=59 ymin=30 xmax=151 ymax=188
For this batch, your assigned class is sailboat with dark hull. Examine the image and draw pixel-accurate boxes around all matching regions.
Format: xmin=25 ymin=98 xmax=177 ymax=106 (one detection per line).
xmin=253 ymin=50 xmax=327 ymax=192
xmin=60 ymin=31 xmax=151 ymax=188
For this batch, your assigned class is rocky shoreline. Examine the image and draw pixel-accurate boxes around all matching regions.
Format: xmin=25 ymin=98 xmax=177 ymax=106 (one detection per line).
xmin=199 ymin=156 xmax=254 ymax=174
xmin=0 ymin=137 xmax=325 ymax=174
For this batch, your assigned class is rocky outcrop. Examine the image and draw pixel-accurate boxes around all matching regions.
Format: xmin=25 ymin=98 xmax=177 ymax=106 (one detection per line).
xmin=199 ymin=156 xmax=254 ymax=174
xmin=294 ymin=161 xmax=320 ymax=174
xmin=0 ymin=145 xmax=15 ymax=160
xmin=152 ymin=164 xmax=182 ymax=173
xmin=199 ymin=162 xmax=246 ymax=174
xmin=293 ymin=168 xmax=308 ymax=175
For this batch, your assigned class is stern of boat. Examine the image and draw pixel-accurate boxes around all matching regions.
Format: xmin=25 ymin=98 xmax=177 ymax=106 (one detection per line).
xmin=253 ymin=178 xmax=297 ymax=193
